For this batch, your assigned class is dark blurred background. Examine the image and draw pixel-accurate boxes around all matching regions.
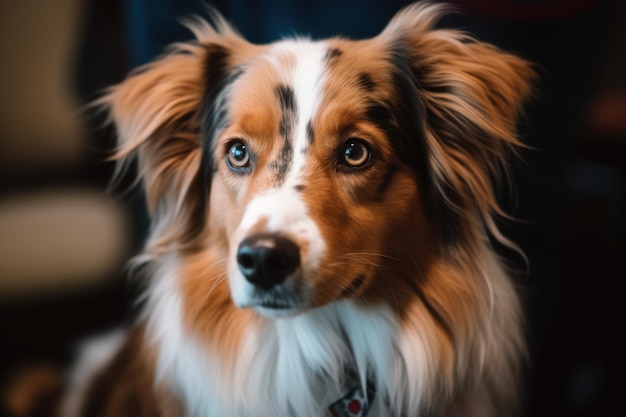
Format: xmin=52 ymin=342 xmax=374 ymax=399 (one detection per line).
xmin=0 ymin=0 xmax=624 ymax=416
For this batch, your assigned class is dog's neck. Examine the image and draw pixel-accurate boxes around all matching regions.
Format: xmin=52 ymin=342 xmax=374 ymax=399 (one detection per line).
xmin=145 ymin=261 xmax=440 ymax=417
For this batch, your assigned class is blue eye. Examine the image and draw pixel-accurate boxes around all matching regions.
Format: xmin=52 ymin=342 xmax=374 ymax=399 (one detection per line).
xmin=226 ymin=141 xmax=250 ymax=169
xmin=341 ymin=139 xmax=371 ymax=168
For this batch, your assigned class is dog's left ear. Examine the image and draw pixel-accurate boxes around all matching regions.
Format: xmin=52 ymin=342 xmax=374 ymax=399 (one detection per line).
xmin=108 ymin=46 xmax=206 ymax=252
xmin=98 ymin=15 xmax=257 ymax=252
xmin=380 ymin=3 xmax=535 ymax=248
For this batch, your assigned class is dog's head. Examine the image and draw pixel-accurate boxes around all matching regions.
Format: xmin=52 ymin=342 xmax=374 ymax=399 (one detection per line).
xmin=103 ymin=3 xmax=532 ymax=319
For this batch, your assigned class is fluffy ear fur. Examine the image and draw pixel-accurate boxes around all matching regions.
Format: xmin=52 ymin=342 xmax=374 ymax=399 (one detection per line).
xmin=98 ymin=14 xmax=253 ymax=253
xmin=104 ymin=46 xmax=206 ymax=253
xmin=380 ymin=3 xmax=534 ymax=252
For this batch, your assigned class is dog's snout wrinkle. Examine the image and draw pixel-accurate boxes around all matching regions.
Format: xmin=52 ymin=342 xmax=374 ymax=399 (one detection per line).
xmin=237 ymin=233 xmax=301 ymax=289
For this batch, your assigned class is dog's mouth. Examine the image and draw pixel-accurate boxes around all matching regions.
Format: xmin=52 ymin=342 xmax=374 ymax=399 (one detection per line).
xmin=257 ymin=300 xmax=293 ymax=310
xmin=254 ymin=305 xmax=299 ymax=318
xmin=242 ymin=275 xmax=368 ymax=318
xmin=239 ymin=287 xmax=307 ymax=318
xmin=251 ymin=301 xmax=302 ymax=318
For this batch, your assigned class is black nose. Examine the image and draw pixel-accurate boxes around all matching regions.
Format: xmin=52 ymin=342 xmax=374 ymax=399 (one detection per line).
xmin=236 ymin=234 xmax=301 ymax=289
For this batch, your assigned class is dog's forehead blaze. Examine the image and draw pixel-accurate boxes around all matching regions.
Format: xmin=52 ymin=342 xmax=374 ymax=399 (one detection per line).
xmin=220 ymin=36 xmax=399 ymax=185
xmin=217 ymin=37 xmax=412 ymax=230
xmin=213 ymin=42 xmax=309 ymax=209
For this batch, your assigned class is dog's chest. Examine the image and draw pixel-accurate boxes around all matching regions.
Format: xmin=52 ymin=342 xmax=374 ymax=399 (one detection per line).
xmin=158 ymin=302 xmax=398 ymax=417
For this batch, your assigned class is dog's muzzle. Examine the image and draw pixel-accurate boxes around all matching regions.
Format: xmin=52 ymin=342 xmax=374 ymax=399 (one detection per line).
xmin=236 ymin=233 xmax=301 ymax=289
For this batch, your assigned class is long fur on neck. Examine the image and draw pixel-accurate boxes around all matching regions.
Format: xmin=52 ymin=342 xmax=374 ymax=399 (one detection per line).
xmin=143 ymin=246 xmax=522 ymax=417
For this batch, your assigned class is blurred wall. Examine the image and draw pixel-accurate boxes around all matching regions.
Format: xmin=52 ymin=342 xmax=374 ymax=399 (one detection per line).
xmin=0 ymin=0 xmax=85 ymax=169
xmin=0 ymin=0 xmax=131 ymax=298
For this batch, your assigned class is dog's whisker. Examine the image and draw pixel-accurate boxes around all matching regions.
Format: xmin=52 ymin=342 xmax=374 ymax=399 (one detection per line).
xmin=194 ymin=268 xmax=229 ymax=295
xmin=202 ymin=272 xmax=229 ymax=308
xmin=198 ymin=258 xmax=229 ymax=279
xmin=340 ymin=252 xmax=404 ymax=266
xmin=338 ymin=255 xmax=400 ymax=275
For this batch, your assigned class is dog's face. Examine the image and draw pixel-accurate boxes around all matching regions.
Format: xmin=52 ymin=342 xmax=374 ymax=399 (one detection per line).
xmin=210 ymin=39 xmax=433 ymax=317
xmin=105 ymin=4 xmax=532 ymax=320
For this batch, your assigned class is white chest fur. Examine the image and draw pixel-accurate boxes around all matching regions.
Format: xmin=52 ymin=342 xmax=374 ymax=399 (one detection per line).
xmin=148 ymin=266 xmax=438 ymax=417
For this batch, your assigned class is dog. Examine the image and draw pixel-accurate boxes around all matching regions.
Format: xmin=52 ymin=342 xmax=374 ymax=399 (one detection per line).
xmin=59 ymin=3 xmax=533 ymax=416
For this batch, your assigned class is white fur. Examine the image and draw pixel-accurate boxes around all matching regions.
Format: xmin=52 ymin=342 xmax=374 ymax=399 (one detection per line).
xmin=264 ymin=39 xmax=327 ymax=170
xmin=278 ymin=39 xmax=328 ymax=184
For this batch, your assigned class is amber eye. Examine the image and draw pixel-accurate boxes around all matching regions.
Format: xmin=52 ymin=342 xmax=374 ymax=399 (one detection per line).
xmin=226 ymin=141 xmax=250 ymax=169
xmin=340 ymin=139 xmax=371 ymax=168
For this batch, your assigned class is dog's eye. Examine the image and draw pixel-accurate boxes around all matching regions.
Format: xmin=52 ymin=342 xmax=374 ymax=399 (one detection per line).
xmin=226 ymin=141 xmax=251 ymax=169
xmin=340 ymin=139 xmax=371 ymax=168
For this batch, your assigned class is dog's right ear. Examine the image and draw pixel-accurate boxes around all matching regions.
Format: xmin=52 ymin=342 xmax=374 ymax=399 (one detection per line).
xmin=98 ymin=14 xmax=257 ymax=252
